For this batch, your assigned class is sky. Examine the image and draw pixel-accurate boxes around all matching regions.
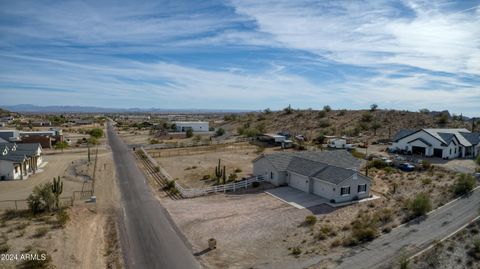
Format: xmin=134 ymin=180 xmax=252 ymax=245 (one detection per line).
xmin=0 ymin=0 xmax=479 ymax=116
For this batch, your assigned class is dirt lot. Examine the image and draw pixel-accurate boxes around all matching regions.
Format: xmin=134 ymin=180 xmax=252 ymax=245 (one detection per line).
xmin=150 ymin=143 xmax=261 ymax=188
xmin=118 ymin=129 xmax=153 ymax=144
xmin=0 ymin=150 xmax=122 ymax=269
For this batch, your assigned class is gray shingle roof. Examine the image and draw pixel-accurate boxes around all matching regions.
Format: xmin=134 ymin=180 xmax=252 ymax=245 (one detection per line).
xmin=460 ymin=132 xmax=480 ymax=145
xmin=438 ymin=133 xmax=456 ymax=145
xmin=259 ymin=150 xmax=361 ymax=172
xmin=312 ymin=166 xmax=356 ymax=185
xmin=257 ymin=150 xmax=370 ymax=185
xmin=407 ymin=137 xmax=433 ymax=146
xmin=393 ymin=129 xmax=416 ymax=141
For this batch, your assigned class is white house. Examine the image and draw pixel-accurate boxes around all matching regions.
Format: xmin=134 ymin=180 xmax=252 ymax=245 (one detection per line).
xmin=0 ymin=142 xmax=43 ymax=180
xmin=173 ymin=121 xmax=209 ymax=132
xmin=391 ymin=128 xmax=480 ymax=159
xmin=253 ymin=150 xmax=371 ymax=203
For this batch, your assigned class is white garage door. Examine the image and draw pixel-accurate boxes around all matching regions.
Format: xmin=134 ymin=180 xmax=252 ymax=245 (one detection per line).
xmin=289 ymin=174 xmax=309 ymax=192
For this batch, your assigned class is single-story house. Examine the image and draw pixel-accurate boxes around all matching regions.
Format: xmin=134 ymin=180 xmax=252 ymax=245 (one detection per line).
xmin=173 ymin=121 xmax=209 ymax=132
xmin=19 ymin=128 xmax=64 ymax=148
xmin=0 ymin=142 xmax=43 ymax=180
xmin=391 ymin=128 xmax=480 ymax=159
xmin=253 ymin=150 xmax=371 ymax=203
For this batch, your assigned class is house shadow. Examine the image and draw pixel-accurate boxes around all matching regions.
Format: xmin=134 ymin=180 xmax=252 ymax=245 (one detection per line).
xmin=306 ymin=203 xmax=336 ymax=215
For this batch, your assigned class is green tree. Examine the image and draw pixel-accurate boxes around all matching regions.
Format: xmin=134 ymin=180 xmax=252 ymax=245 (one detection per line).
xmin=88 ymin=137 xmax=99 ymax=145
xmin=264 ymin=108 xmax=272 ymax=114
xmin=186 ymin=128 xmax=193 ymax=138
xmin=89 ymin=128 xmax=104 ymax=139
xmin=315 ymin=133 xmax=326 ymax=144
xmin=407 ymin=193 xmax=431 ymax=218
xmin=370 ymin=104 xmax=378 ymax=111
xmin=55 ymin=141 xmax=69 ymax=152
xmin=453 ymin=173 xmax=476 ymax=196
xmin=215 ymin=128 xmax=225 ymax=137
xmin=323 ymin=105 xmax=331 ymax=112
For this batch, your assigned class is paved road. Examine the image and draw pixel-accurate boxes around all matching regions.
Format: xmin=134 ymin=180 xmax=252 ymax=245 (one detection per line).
xmin=336 ymin=189 xmax=480 ymax=269
xmin=107 ymin=122 xmax=199 ymax=269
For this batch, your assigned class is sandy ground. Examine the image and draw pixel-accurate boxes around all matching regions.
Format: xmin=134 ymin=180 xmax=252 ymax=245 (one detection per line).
xmin=0 ymin=149 xmax=122 ymax=269
xmin=118 ymin=130 xmax=152 ymax=144
xmin=153 ymin=144 xmax=259 ymax=188
xmin=160 ymin=186 xmax=312 ymax=269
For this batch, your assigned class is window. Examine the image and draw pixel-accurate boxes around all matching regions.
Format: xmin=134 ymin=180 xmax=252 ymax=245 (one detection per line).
xmin=340 ymin=186 xmax=350 ymax=196
xmin=270 ymin=172 xmax=273 ymax=179
xmin=358 ymin=184 xmax=367 ymax=193
xmin=450 ymin=149 xmax=452 ymax=154
xmin=14 ymin=166 xmax=18 ymax=173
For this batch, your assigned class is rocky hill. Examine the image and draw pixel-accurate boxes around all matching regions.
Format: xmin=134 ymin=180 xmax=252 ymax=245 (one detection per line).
xmin=215 ymin=108 xmax=476 ymax=143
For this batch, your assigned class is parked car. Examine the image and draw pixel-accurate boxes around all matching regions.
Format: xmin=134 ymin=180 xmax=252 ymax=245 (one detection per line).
xmin=381 ymin=157 xmax=394 ymax=166
xmin=399 ymin=163 xmax=415 ymax=172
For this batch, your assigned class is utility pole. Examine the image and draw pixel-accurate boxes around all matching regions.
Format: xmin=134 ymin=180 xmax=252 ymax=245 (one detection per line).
xmin=365 ymin=140 xmax=369 ymax=177
xmin=92 ymin=146 xmax=99 ymax=194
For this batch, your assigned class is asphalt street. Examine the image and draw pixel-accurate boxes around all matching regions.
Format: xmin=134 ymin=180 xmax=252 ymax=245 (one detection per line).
xmin=107 ymin=122 xmax=199 ymax=269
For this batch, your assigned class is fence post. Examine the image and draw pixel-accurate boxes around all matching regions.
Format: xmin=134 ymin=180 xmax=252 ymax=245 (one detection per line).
xmin=14 ymin=200 xmax=17 ymax=210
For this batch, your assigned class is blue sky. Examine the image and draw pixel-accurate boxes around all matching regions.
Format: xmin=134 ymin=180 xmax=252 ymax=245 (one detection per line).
xmin=0 ymin=0 xmax=479 ymax=116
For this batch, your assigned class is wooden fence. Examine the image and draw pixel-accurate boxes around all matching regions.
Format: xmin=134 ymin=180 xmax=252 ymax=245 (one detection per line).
xmin=0 ymin=191 xmax=93 ymax=211
xmin=147 ymin=143 xmax=257 ymax=158
xmin=130 ymin=136 xmax=255 ymax=150
xmin=139 ymin=147 xmax=264 ymax=198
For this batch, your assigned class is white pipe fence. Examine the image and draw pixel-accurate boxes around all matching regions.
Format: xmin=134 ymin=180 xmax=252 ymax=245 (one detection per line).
xmin=139 ymin=147 xmax=264 ymax=198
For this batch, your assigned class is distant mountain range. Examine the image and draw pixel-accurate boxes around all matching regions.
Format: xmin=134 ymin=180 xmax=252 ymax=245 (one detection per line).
xmin=0 ymin=104 xmax=252 ymax=114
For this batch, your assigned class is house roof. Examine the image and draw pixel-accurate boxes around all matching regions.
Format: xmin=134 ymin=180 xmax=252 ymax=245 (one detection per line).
xmin=407 ymin=137 xmax=433 ymax=147
xmin=0 ymin=142 xmax=41 ymax=163
xmin=393 ymin=128 xmax=479 ymax=147
xmin=256 ymin=150 xmax=361 ymax=172
xmin=0 ymin=137 xmax=7 ymax=143
xmin=460 ymin=132 xmax=480 ymax=145
xmin=256 ymin=150 xmax=369 ymax=185
xmin=393 ymin=129 xmax=416 ymax=141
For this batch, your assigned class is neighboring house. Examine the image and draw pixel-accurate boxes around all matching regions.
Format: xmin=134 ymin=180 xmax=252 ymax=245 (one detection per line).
xmin=32 ymin=120 xmax=52 ymax=127
xmin=19 ymin=129 xmax=64 ymax=149
xmin=0 ymin=130 xmax=21 ymax=142
xmin=173 ymin=121 xmax=209 ymax=132
xmin=391 ymin=128 xmax=480 ymax=159
xmin=253 ymin=150 xmax=371 ymax=203
xmin=0 ymin=142 xmax=43 ymax=180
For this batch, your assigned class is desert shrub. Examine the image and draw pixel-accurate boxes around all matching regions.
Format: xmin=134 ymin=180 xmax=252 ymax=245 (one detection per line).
xmin=16 ymin=222 xmax=28 ymax=230
xmin=422 ymin=178 xmax=432 ymax=185
xmin=149 ymin=139 xmax=159 ymax=144
xmin=304 ymin=215 xmax=317 ymax=226
xmin=34 ymin=227 xmax=49 ymax=238
xmin=290 ymin=246 xmax=301 ymax=255
xmin=338 ymin=109 xmax=347 ymax=116
xmin=383 ymin=167 xmax=395 ymax=174
xmin=476 ymin=155 xmax=480 ymax=166
xmin=421 ymin=160 xmax=431 ymax=169
xmin=361 ymin=112 xmax=373 ymax=122
xmin=399 ymin=255 xmax=410 ymax=269
xmin=202 ymin=175 xmax=211 ymax=180
xmin=346 ymin=214 xmax=379 ymax=245
xmin=234 ymin=168 xmax=242 ymax=173
xmin=351 ymin=149 xmax=366 ymax=159
xmin=154 ymin=166 xmax=160 ymax=173
xmin=453 ymin=173 xmax=476 ymax=196
xmin=374 ymin=208 xmax=393 ymax=224
xmin=382 ymin=226 xmax=392 ymax=233
xmin=56 ymin=210 xmax=70 ymax=228
xmin=368 ymin=160 xmax=387 ymax=169
xmin=228 ymin=173 xmax=238 ymax=181
xmin=186 ymin=129 xmax=193 ymax=138
xmin=406 ymin=193 xmax=432 ymax=219
xmin=28 ymin=183 xmax=54 ymax=214
xmin=318 ymin=119 xmax=330 ymax=128
xmin=323 ymin=105 xmax=331 ymax=112
xmin=0 ymin=242 xmax=9 ymax=254
xmin=2 ymin=209 xmax=18 ymax=220
xmin=331 ymin=239 xmax=341 ymax=247
xmin=468 ymin=238 xmax=480 ymax=260
xmin=215 ymin=128 xmax=225 ymax=137
xmin=317 ymin=110 xmax=326 ymax=118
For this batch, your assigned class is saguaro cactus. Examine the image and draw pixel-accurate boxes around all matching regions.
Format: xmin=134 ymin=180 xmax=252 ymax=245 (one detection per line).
xmin=52 ymin=176 xmax=63 ymax=209
xmin=222 ymin=166 xmax=226 ymax=184
xmin=215 ymin=159 xmax=222 ymax=182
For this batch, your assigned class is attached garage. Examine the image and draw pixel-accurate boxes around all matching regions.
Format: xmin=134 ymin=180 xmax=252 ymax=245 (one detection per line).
xmin=289 ymin=173 xmax=309 ymax=193
xmin=433 ymin=148 xmax=443 ymax=158
xmin=412 ymin=146 xmax=426 ymax=155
